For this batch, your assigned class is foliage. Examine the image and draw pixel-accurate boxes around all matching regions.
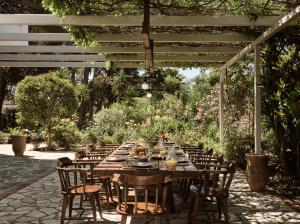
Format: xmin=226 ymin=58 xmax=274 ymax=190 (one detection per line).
xmin=8 ymin=127 xmax=27 ymax=136
xmin=52 ymin=118 xmax=81 ymax=149
xmin=0 ymin=131 xmax=9 ymax=144
xmin=81 ymin=125 xmax=98 ymax=144
xmin=261 ymin=29 xmax=300 ymax=179
xmin=225 ymin=55 xmax=254 ymax=130
xmin=112 ymin=70 xmax=128 ymax=102
xmin=42 ymin=0 xmax=290 ymax=52
xmin=15 ymin=73 xmax=78 ymax=147
xmin=224 ymin=125 xmax=254 ymax=169
xmin=88 ymin=76 xmax=116 ymax=112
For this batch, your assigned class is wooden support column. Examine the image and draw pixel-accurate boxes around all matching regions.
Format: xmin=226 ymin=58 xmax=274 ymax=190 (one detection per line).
xmin=142 ymin=0 xmax=154 ymax=72
xmin=254 ymin=44 xmax=262 ymax=153
xmin=219 ymin=69 xmax=226 ymax=150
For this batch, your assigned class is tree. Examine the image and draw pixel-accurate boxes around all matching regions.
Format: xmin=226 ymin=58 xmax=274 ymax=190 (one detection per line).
xmin=262 ymin=29 xmax=300 ymax=179
xmin=0 ymin=67 xmax=53 ymax=130
xmin=15 ymin=72 xmax=78 ymax=148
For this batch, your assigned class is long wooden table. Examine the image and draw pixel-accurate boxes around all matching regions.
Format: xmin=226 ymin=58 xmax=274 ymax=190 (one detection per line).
xmin=93 ymin=148 xmax=198 ymax=177
xmin=93 ymin=144 xmax=198 ymax=213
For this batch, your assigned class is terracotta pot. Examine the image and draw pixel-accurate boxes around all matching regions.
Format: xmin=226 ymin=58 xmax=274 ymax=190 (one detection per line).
xmin=12 ymin=135 xmax=26 ymax=156
xmin=245 ymin=153 xmax=269 ymax=192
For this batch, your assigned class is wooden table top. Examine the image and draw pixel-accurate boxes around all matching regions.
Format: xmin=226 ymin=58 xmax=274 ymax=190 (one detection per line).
xmin=93 ymin=145 xmax=198 ymax=178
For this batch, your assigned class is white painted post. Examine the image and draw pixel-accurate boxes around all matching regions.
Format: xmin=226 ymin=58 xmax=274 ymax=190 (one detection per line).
xmin=254 ymin=44 xmax=262 ymax=153
xmin=219 ymin=69 xmax=225 ymax=151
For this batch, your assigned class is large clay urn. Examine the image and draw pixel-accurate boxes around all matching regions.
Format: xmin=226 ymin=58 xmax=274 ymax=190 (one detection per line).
xmin=245 ymin=153 xmax=269 ymax=192
xmin=11 ymin=135 xmax=26 ymax=156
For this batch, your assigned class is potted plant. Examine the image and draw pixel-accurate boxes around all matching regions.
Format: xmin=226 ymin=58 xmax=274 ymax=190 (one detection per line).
xmin=9 ymin=128 xmax=26 ymax=156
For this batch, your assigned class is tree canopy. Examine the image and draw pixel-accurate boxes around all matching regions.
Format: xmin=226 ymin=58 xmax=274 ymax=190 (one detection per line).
xmin=15 ymin=72 xmax=78 ymax=146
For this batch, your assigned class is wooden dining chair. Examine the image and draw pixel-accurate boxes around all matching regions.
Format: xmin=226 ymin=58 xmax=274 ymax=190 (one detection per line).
xmin=57 ymin=157 xmax=73 ymax=168
xmin=113 ymin=174 xmax=168 ymax=224
xmin=189 ymin=162 xmax=236 ymax=224
xmin=73 ymin=158 xmax=114 ymax=205
xmin=57 ymin=167 xmax=103 ymax=224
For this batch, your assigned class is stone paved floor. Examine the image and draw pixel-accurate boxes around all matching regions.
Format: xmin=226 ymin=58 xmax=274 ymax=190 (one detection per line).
xmin=0 ymin=144 xmax=74 ymax=199
xmin=0 ymin=144 xmax=300 ymax=223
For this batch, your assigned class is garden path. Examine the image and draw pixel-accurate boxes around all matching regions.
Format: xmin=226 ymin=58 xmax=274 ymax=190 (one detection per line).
xmin=0 ymin=145 xmax=299 ymax=223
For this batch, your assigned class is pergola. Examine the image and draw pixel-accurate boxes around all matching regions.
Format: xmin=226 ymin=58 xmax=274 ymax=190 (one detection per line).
xmin=0 ymin=4 xmax=300 ymax=152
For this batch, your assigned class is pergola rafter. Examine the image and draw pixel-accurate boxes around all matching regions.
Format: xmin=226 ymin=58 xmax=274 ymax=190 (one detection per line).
xmin=0 ymin=45 xmax=240 ymax=54
xmin=0 ymin=14 xmax=298 ymax=27
xmin=0 ymin=54 xmax=230 ymax=62
xmin=0 ymin=33 xmax=256 ymax=42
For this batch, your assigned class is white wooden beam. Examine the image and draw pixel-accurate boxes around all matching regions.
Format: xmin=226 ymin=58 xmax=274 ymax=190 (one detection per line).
xmin=0 ymin=33 xmax=255 ymax=43
xmin=221 ymin=5 xmax=300 ymax=72
xmin=0 ymin=33 xmax=71 ymax=42
xmin=0 ymin=14 xmax=298 ymax=27
xmin=0 ymin=54 xmax=231 ymax=62
xmin=0 ymin=45 xmax=240 ymax=54
xmin=106 ymin=54 xmax=230 ymax=62
xmin=0 ymin=61 xmax=106 ymax=67
xmin=0 ymin=54 xmax=105 ymax=61
xmin=115 ymin=61 xmax=223 ymax=68
xmin=254 ymin=44 xmax=262 ymax=153
xmin=0 ymin=60 xmax=221 ymax=68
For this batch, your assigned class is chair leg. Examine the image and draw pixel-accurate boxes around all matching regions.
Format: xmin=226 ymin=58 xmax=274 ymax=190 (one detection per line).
xmin=107 ymin=179 xmax=114 ymax=201
xmin=121 ymin=215 xmax=127 ymax=224
xmin=88 ymin=193 xmax=97 ymax=224
xmin=216 ymin=197 xmax=222 ymax=220
xmin=61 ymin=194 xmax=68 ymax=224
xmin=191 ymin=195 xmax=199 ymax=224
xmin=68 ymin=195 xmax=74 ymax=218
xmin=103 ymin=179 xmax=110 ymax=204
xmin=155 ymin=216 xmax=162 ymax=224
xmin=95 ymin=192 xmax=103 ymax=219
xmin=79 ymin=194 xmax=83 ymax=209
xmin=221 ymin=197 xmax=229 ymax=223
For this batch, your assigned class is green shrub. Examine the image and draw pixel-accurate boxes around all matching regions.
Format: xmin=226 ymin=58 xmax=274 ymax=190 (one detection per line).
xmin=15 ymin=72 xmax=78 ymax=147
xmin=0 ymin=131 xmax=9 ymax=144
xmin=112 ymin=129 xmax=126 ymax=144
xmin=224 ymin=128 xmax=253 ymax=169
xmin=52 ymin=118 xmax=80 ymax=150
xmin=93 ymin=107 xmax=126 ymax=136
xmin=80 ymin=126 xmax=99 ymax=145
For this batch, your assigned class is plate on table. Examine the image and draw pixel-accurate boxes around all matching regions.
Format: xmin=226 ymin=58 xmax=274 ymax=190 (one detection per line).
xmin=177 ymin=158 xmax=189 ymax=163
xmin=120 ymin=145 xmax=132 ymax=150
xmin=175 ymin=151 xmax=184 ymax=156
xmin=106 ymin=156 xmax=126 ymax=162
xmin=131 ymin=162 xmax=153 ymax=168
xmin=114 ymin=150 xmax=129 ymax=155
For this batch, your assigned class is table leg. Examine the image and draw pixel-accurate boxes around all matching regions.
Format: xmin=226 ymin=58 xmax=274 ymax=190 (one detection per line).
xmin=167 ymin=182 xmax=176 ymax=213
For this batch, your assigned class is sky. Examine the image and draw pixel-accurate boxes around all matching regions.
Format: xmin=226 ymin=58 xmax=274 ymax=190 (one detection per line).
xmin=178 ymin=68 xmax=200 ymax=80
